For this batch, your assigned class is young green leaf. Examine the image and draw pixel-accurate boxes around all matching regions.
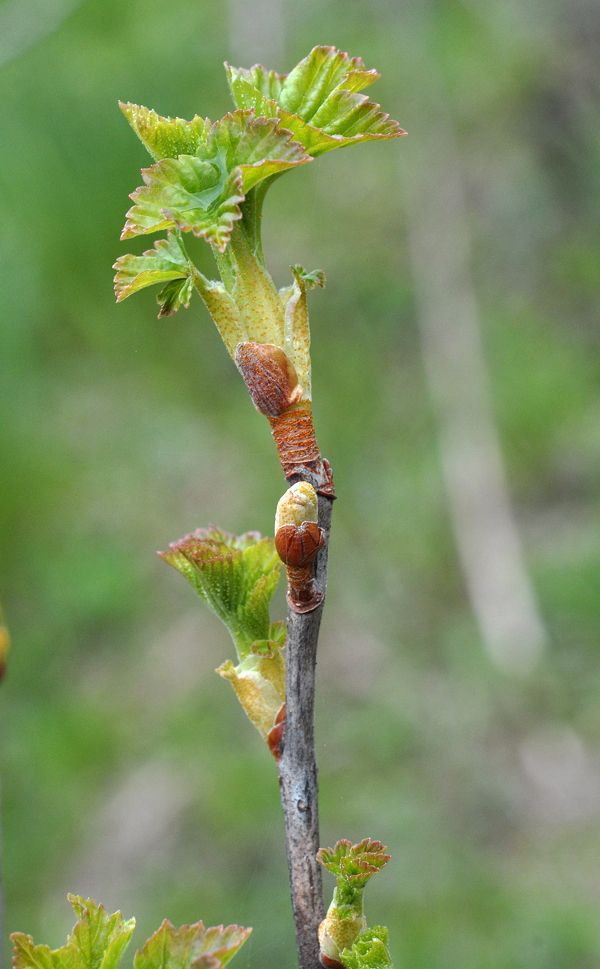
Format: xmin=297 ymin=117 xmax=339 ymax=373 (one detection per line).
xmin=212 ymin=111 xmax=311 ymax=192
xmin=11 ymin=894 xmax=136 ymax=969
xmin=156 ymin=275 xmax=194 ymax=317
xmin=340 ymin=927 xmax=394 ymax=969
xmin=317 ymin=838 xmax=391 ymax=889
xmin=119 ymin=102 xmax=210 ymax=161
xmin=225 ymin=46 xmax=406 ymax=157
xmin=134 ymin=918 xmax=251 ymax=969
xmin=113 ymin=232 xmax=191 ymax=308
xmin=159 ymin=528 xmax=282 ymax=659
xmin=290 ymin=265 xmax=326 ymax=290
xmin=120 ymin=156 xmax=244 ymax=250
xmin=121 ymin=112 xmax=310 ymax=252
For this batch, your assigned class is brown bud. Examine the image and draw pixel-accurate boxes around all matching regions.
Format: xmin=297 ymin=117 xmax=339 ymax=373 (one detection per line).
xmin=275 ymin=522 xmax=324 ymax=568
xmin=236 ymin=342 xmax=302 ymax=417
xmin=275 ymin=521 xmax=325 ymax=613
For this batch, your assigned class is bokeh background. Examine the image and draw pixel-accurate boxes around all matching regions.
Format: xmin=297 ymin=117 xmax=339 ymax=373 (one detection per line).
xmin=1 ymin=0 xmax=599 ymax=966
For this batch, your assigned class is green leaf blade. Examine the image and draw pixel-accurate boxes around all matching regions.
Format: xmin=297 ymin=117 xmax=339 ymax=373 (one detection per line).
xmin=224 ymin=62 xmax=285 ymax=102
xmin=341 ymin=927 xmax=394 ymax=969
xmin=11 ymin=935 xmax=56 ymax=969
xmin=121 ymin=156 xmax=245 ymax=251
xmin=157 ymin=275 xmax=194 ymax=317
xmin=213 ymin=111 xmax=311 ymax=193
xmin=134 ymin=919 xmax=251 ymax=969
xmin=113 ymin=233 xmax=189 ymax=303
xmin=225 ymin=46 xmax=406 ymax=158
xmin=278 ymin=46 xmax=372 ymax=117
xmin=120 ymin=112 xmax=310 ymax=251
xmin=11 ymin=896 xmax=136 ymax=969
xmin=120 ymin=102 xmax=211 ymax=161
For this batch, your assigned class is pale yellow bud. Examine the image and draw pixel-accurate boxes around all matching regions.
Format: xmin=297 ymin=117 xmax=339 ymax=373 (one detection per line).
xmin=275 ymin=481 xmax=318 ymax=532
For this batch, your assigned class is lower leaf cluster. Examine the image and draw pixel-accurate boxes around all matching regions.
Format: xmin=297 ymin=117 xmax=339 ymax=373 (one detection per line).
xmin=11 ymin=895 xmax=251 ymax=969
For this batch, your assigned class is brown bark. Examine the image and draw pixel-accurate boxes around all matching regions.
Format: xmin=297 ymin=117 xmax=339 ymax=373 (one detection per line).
xmin=277 ymin=491 xmax=333 ymax=969
xmin=269 ymin=404 xmax=335 ymax=498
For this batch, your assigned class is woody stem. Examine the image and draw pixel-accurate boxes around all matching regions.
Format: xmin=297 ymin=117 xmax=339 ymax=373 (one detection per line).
xmin=278 ymin=490 xmax=333 ymax=969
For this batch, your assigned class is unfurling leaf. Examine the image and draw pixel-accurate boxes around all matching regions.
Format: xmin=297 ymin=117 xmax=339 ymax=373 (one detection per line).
xmin=119 ymin=102 xmax=210 ymax=161
xmin=317 ymin=841 xmax=391 ymax=969
xmin=113 ymin=233 xmax=191 ymax=315
xmin=120 ymin=156 xmax=244 ymax=250
xmin=159 ymin=528 xmax=282 ymax=660
xmin=340 ymin=927 xmax=394 ymax=969
xmin=160 ymin=528 xmax=286 ymax=752
xmin=225 ymin=46 xmax=406 ymax=158
xmin=134 ymin=918 xmax=251 ymax=969
xmin=11 ymin=894 xmax=136 ymax=969
xmin=156 ymin=275 xmax=194 ymax=317
xmin=120 ymin=112 xmax=310 ymax=252
xmin=212 ymin=111 xmax=311 ymax=193
xmin=317 ymin=839 xmax=391 ymax=889
xmin=217 ymin=623 xmax=286 ymax=740
xmin=290 ymin=265 xmax=326 ymax=290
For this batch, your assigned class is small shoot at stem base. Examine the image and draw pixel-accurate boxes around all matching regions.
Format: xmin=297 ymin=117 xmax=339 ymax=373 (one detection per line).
xmin=317 ymin=839 xmax=392 ymax=969
xmin=159 ymin=527 xmax=286 ymax=755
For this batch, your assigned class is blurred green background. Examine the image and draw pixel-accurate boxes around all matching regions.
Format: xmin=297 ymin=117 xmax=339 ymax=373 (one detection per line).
xmin=1 ymin=0 xmax=600 ymax=967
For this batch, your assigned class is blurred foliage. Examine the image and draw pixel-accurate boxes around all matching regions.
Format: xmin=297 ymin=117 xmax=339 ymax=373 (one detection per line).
xmin=1 ymin=1 xmax=599 ymax=968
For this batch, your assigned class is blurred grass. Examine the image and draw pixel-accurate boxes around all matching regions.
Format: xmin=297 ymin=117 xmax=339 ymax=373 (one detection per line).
xmin=1 ymin=0 xmax=600 ymax=967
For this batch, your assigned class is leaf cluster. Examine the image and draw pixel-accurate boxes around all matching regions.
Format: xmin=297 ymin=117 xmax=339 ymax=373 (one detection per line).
xmin=11 ymin=896 xmax=251 ymax=969
xmin=340 ymin=927 xmax=393 ymax=969
xmin=114 ymin=46 xmax=404 ymax=319
xmin=317 ymin=838 xmax=391 ymax=889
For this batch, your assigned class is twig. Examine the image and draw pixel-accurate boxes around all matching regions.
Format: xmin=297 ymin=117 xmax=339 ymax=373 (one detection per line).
xmin=278 ymin=492 xmax=333 ymax=969
xmin=224 ymin=1 xmax=326 ymax=960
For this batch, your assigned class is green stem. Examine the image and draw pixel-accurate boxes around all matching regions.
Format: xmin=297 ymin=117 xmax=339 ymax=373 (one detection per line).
xmin=240 ymin=185 xmax=267 ymax=262
xmin=333 ymin=881 xmax=363 ymax=913
xmin=213 ymin=244 xmax=237 ymax=292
